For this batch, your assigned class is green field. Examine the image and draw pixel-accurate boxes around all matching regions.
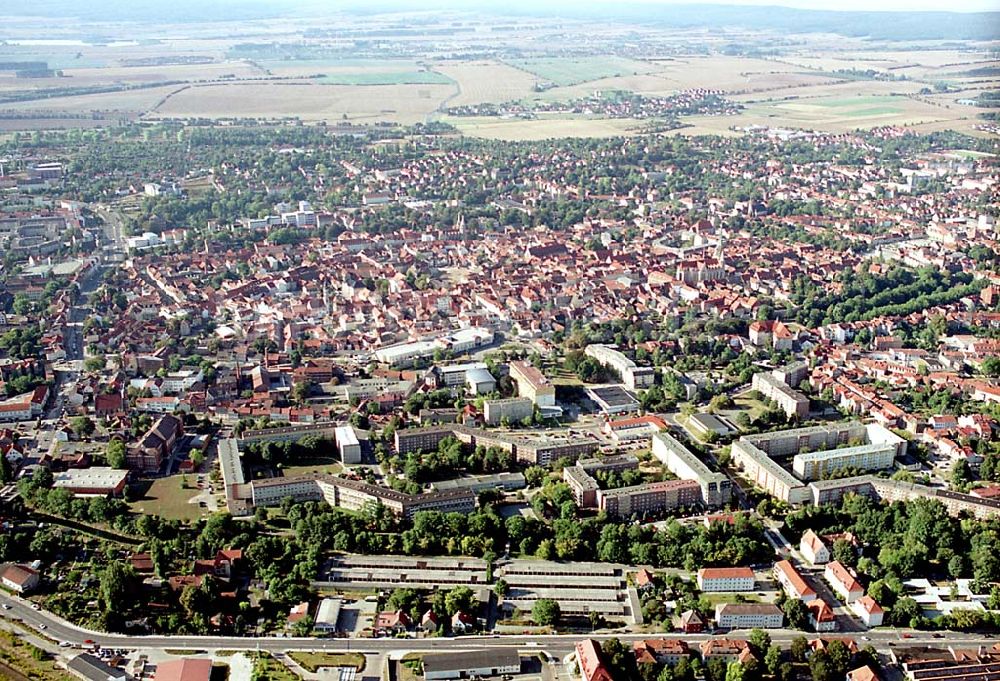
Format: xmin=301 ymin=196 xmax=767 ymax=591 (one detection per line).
xmin=282 ymin=457 xmax=343 ymax=477
xmin=319 ymin=71 xmax=452 ymax=85
xmin=508 ymin=56 xmax=654 ymax=86
xmin=129 ymin=476 xmax=203 ymax=521
xmin=764 ymin=94 xmax=908 ymax=118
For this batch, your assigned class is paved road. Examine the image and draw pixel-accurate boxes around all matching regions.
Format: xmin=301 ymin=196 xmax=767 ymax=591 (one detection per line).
xmin=0 ymin=592 xmax=992 ymax=658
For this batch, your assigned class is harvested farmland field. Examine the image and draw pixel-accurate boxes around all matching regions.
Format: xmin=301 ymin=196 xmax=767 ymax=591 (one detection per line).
xmin=151 ymin=82 xmax=454 ymax=124
xmin=436 ymin=60 xmax=540 ymax=106
xmin=442 ymin=114 xmax=649 ymax=140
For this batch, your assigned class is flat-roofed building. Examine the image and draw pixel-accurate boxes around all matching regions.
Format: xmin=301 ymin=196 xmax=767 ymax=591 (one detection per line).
xmin=586 ymin=385 xmax=640 ymax=415
xmin=793 ymin=442 xmax=896 ymax=481
xmin=714 ymin=603 xmax=784 ymax=629
xmin=334 ymin=425 xmax=362 ymax=464
xmin=598 ymin=479 xmax=701 ymax=518
xmin=563 ymin=465 xmax=600 ymax=507
xmin=395 ymin=426 xmax=454 ymax=454
xmin=584 ymin=344 xmax=655 ymax=390
xmin=752 ymin=372 xmax=810 ymax=420
xmin=237 ymin=422 xmax=338 ymax=446
xmin=431 ymin=472 xmax=525 ymax=494
xmin=52 ymin=467 xmax=129 ymax=497
xmin=697 ymin=567 xmax=755 ymax=592
xmin=250 ymin=474 xmax=476 ymax=518
xmin=732 ymin=437 xmax=810 ymax=505
xmin=652 ymin=432 xmax=731 ymax=506
xmin=509 ymin=360 xmax=555 ymax=407
xmin=423 ymin=650 xmax=521 ymax=681
xmin=483 ymin=397 xmax=533 ymax=426
xmin=733 ymin=422 xmax=906 ymax=503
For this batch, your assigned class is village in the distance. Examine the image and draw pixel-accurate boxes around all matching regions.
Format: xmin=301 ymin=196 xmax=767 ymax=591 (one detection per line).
xmin=0 ymin=1 xmax=998 ymax=681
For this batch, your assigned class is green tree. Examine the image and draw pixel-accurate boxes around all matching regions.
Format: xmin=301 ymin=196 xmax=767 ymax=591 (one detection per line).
xmin=444 ymin=586 xmax=476 ymax=616
xmin=106 ymin=439 xmax=127 ymax=469
xmin=790 ymin=636 xmax=809 ymax=663
xmin=748 ymin=628 xmax=771 ymax=657
xmin=531 ymin=598 xmax=561 ymax=626
xmin=70 ymin=416 xmax=96 ymax=438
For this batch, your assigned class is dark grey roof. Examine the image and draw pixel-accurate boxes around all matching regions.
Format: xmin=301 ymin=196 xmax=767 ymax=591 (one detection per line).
xmin=68 ymin=653 xmax=129 ymax=680
xmin=422 ymin=649 xmax=520 ymax=675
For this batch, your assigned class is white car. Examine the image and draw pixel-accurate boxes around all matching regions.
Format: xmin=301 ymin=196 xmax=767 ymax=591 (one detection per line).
xmin=31 ymin=604 xmax=40 ymax=611
xmin=59 ymin=641 xmax=71 ymax=647
xmin=38 ymin=624 xmax=46 ymax=630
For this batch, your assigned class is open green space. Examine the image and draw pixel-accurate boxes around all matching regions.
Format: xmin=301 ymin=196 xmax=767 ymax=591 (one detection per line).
xmin=288 ymin=652 xmax=366 ymax=672
xmin=129 ymin=476 xmax=203 ymax=521
xmin=282 ymin=457 xmax=343 ymax=477
xmin=507 ymin=56 xmax=654 ymax=86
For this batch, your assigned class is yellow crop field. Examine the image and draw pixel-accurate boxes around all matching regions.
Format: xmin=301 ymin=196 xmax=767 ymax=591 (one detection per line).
xmin=435 ymin=60 xmax=538 ymax=106
xmin=152 ymin=82 xmax=454 ymax=124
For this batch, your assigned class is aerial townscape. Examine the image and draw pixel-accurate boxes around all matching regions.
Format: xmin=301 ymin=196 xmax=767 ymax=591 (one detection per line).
xmin=0 ymin=0 xmax=997 ymax=680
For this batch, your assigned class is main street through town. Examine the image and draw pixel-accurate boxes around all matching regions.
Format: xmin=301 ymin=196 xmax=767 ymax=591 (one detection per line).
xmin=0 ymin=591 xmax=992 ymax=662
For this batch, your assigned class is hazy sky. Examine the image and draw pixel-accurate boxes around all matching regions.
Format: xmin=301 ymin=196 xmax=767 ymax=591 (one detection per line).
xmin=355 ymin=0 xmax=1000 ymax=13
xmin=539 ymin=0 xmax=999 ymax=12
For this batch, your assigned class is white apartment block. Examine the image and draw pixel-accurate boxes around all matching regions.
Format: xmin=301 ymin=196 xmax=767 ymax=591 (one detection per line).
xmin=697 ymin=567 xmax=755 ymax=592
xmin=714 ymin=604 xmax=783 ymax=629
xmin=584 ymin=344 xmax=655 ymax=390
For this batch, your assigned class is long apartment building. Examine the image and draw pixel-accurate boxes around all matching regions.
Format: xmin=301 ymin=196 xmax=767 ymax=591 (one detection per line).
xmin=249 ymin=473 xmax=476 ymax=518
xmin=394 ymin=424 xmax=597 ymax=466
xmin=562 ymin=454 xmax=700 ymax=517
xmin=483 ymin=397 xmax=533 ymax=426
xmin=752 ymin=371 xmax=810 ymax=420
xmin=584 ymin=344 xmax=656 ymax=391
xmin=731 ymin=422 xmax=905 ymax=504
xmin=598 ymin=479 xmax=702 ymax=518
xmin=651 ymin=432 xmax=731 ymax=506
xmin=714 ymin=603 xmax=784 ymax=629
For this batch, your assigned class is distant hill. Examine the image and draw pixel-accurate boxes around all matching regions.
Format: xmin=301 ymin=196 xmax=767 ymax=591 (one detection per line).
xmin=7 ymin=0 xmax=1000 ymax=42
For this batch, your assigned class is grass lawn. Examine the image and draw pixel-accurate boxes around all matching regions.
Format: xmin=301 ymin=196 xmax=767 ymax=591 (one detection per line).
xmin=251 ymin=654 xmax=299 ymax=681
xmin=705 ymin=593 xmax=761 ymax=605
xmin=399 ymin=655 xmax=424 ymax=681
xmin=734 ymin=395 xmax=769 ymax=420
xmin=0 ymin=630 xmax=70 ymax=681
xmin=129 ymin=476 xmax=203 ymax=522
xmin=289 ymin=652 xmax=365 ymax=672
xmin=282 ymin=457 xmax=343 ymax=477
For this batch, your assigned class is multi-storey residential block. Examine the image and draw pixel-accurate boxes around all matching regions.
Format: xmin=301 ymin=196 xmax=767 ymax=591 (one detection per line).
xmin=774 ymin=560 xmax=816 ymax=601
xmin=584 ymin=344 xmax=655 ymax=390
xmin=825 ymin=560 xmax=864 ymax=603
xmin=651 ymin=432 xmax=731 ymax=506
xmin=752 ymin=372 xmax=810 ymax=420
xmin=483 ymin=397 xmax=533 ymax=426
xmin=697 ymin=567 xmax=755 ymax=592
xmin=714 ymin=603 xmax=784 ymax=629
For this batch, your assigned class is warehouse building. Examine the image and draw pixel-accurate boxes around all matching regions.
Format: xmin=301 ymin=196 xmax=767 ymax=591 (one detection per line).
xmin=423 ymin=650 xmax=520 ymax=681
